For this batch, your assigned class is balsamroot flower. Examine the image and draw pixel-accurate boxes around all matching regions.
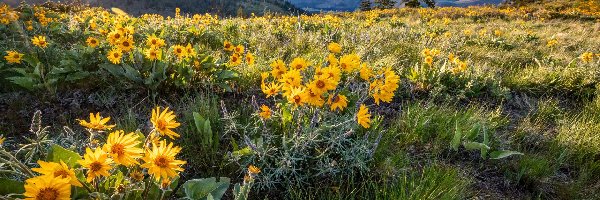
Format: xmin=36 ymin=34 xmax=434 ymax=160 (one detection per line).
xmin=78 ymin=112 xmax=116 ymax=131
xmin=24 ymin=175 xmax=71 ymax=200
xmin=140 ymin=140 xmax=186 ymax=181
xmin=151 ymin=107 xmax=181 ymax=139
xmin=357 ymin=104 xmax=371 ymax=128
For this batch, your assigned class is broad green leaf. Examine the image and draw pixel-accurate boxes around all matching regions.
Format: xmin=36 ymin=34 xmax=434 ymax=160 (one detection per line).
xmin=22 ymin=54 xmax=40 ymax=67
xmin=182 ymin=177 xmax=230 ymax=200
xmin=464 ymin=142 xmax=490 ymax=159
xmin=47 ymin=144 xmax=82 ymax=168
xmin=7 ymin=76 xmax=37 ymax=90
xmin=463 ymin=142 xmax=490 ymax=151
xmin=231 ymin=147 xmax=253 ymax=157
xmin=490 ymin=150 xmax=523 ymax=160
xmin=216 ymin=70 xmax=239 ymax=80
xmin=122 ymin=64 xmax=143 ymax=83
xmin=100 ymin=63 xmax=124 ymax=77
xmin=216 ymin=82 xmax=233 ymax=92
xmin=0 ymin=178 xmax=24 ymax=195
xmin=451 ymin=123 xmax=461 ymax=151
xmin=65 ymin=71 xmax=90 ymax=81
xmin=194 ymin=112 xmax=206 ymax=133
xmin=204 ymin=119 xmax=212 ymax=144
xmin=482 ymin=126 xmax=489 ymax=157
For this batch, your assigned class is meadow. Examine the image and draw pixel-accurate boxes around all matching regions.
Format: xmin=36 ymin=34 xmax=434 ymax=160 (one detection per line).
xmin=0 ymin=1 xmax=600 ymax=199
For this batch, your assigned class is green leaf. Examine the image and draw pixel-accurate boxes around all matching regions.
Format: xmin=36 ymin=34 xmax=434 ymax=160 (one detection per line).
xmin=482 ymin=126 xmax=489 ymax=157
xmin=122 ymin=64 xmax=143 ymax=83
xmin=467 ymin=123 xmax=481 ymax=140
xmin=182 ymin=177 xmax=230 ymax=200
xmin=193 ymin=112 xmax=206 ymax=133
xmin=282 ymin=106 xmax=292 ymax=127
xmin=463 ymin=142 xmax=490 ymax=151
xmin=231 ymin=147 xmax=253 ymax=157
xmin=6 ymin=76 xmax=37 ymax=90
xmin=216 ymin=70 xmax=239 ymax=80
xmin=489 ymin=150 xmax=523 ymax=160
xmin=47 ymin=144 xmax=82 ymax=168
xmin=65 ymin=71 xmax=90 ymax=81
xmin=0 ymin=178 xmax=24 ymax=195
xmin=204 ymin=119 xmax=212 ymax=145
xmin=451 ymin=123 xmax=461 ymax=151
xmin=100 ymin=63 xmax=124 ymax=77
xmin=216 ymin=83 xmax=233 ymax=92
xmin=22 ymin=54 xmax=40 ymax=67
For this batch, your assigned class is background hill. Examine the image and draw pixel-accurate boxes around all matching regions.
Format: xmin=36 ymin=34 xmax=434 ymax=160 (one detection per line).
xmin=3 ymin=0 xmax=304 ymax=16
xmin=288 ymin=0 xmax=505 ymax=11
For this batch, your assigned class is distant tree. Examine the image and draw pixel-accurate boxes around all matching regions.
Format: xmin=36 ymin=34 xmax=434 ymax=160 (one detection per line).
xmin=402 ymin=0 xmax=436 ymax=8
xmin=374 ymin=0 xmax=396 ymax=9
xmin=360 ymin=0 xmax=372 ymax=11
xmin=402 ymin=0 xmax=420 ymax=7
xmin=502 ymin=0 xmax=540 ymax=6
xmin=423 ymin=0 xmax=436 ymax=8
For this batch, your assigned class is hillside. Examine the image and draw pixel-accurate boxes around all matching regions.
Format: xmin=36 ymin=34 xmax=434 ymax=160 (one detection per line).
xmin=1 ymin=1 xmax=600 ymax=199
xmin=288 ymin=0 xmax=506 ymax=11
xmin=4 ymin=0 xmax=304 ymax=16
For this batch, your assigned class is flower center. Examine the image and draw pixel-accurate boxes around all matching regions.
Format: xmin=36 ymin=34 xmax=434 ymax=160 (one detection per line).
xmin=113 ymin=53 xmax=119 ymax=57
xmin=111 ymin=144 xmax=125 ymax=156
xmin=340 ymin=63 xmax=347 ymax=69
xmin=295 ymin=64 xmax=302 ymax=69
xmin=232 ymin=56 xmax=238 ymax=62
xmin=331 ymin=96 xmax=339 ymax=103
xmin=90 ymin=161 xmax=102 ymax=172
xmin=155 ymin=156 xmax=169 ymax=168
xmin=157 ymin=119 xmax=167 ymax=130
xmin=225 ymin=44 xmax=230 ymax=48
xmin=36 ymin=188 xmax=59 ymax=200
xmin=13 ymin=54 xmax=20 ymax=59
xmin=316 ymin=80 xmax=325 ymax=88
xmin=293 ymin=95 xmax=301 ymax=103
xmin=176 ymin=48 xmax=182 ymax=54
xmin=53 ymin=169 xmax=70 ymax=178
xmin=122 ymin=41 xmax=130 ymax=47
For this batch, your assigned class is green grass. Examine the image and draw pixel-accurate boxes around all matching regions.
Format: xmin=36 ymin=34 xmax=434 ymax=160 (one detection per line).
xmin=287 ymin=165 xmax=469 ymax=200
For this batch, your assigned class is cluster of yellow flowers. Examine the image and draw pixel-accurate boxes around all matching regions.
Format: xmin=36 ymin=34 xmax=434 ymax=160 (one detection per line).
xmin=259 ymin=42 xmax=399 ymax=128
xmin=546 ymin=39 xmax=559 ymax=47
xmin=0 ymin=4 xmax=19 ymax=25
xmin=33 ymin=7 xmax=53 ymax=26
xmin=448 ymin=53 xmax=469 ymax=74
xmin=224 ymin=40 xmax=254 ymax=66
xmin=580 ymin=52 xmax=599 ymax=63
xmin=3 ymin=50 xmax=23 ymax=64
xmin=103 ymin=25 xmax=135 ymax=64
xmin=22 ymin=107 xmax=186 ymax=199
xmin=422 ymin=48 xmax=441 ymax=66
xmin=31 ymin=35 xmax=48 ymax=49
xmin=421 ymin=49 xmax=470 ymax=74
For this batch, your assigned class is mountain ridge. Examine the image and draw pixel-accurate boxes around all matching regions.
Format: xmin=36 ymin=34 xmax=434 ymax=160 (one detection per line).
xmin=288 ymin=0 xmax=505 ymax=12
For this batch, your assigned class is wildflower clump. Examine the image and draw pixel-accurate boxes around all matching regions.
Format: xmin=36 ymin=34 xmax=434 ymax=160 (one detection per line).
xmin=0 ymin=107 xmax=226 ymax=199
xmin=259 ymin=42 xmax=399 ymax=127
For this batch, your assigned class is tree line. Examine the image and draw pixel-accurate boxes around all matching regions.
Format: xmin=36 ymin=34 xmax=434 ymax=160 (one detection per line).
xmin=359 ymin=0 xmax=437 ymax=11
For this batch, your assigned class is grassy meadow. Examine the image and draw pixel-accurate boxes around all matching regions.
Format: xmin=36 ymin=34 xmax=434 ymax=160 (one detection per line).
xmin=0 ymin=1 xmax=600 ymax=199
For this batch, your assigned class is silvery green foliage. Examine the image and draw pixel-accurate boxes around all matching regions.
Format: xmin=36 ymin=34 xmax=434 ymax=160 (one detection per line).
xmin=228 ymin=100 xmax=382 ymax=190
